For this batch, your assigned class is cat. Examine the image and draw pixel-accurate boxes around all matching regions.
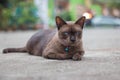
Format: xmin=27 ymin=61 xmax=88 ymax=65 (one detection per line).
xmin=3 ymin=16 xmax=86 ymax=61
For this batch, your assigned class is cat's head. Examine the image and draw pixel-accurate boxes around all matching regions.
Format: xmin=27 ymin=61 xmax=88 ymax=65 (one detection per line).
xmin=55 ymin=16 xmax=86 ymax=46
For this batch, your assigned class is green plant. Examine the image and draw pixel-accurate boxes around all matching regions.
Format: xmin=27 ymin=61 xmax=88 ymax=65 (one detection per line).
xmin=0 ymin=0 xmax=39 ymax=30
xmin=59 ymin=11 xmax=72 ymax=21
xmin=0 ymin=6 xmax=12 ymax=30
xmin=14 ymin=1 xmax=38 ymax=29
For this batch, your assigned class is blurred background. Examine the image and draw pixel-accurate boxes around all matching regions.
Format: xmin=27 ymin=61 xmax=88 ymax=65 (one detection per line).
xmin=0 ymin=0 xmax=120 ymax=31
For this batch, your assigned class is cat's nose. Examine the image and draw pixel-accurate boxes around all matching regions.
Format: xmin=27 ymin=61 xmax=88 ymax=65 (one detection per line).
xmin=70 ymin=36 xmax=76 ymax=42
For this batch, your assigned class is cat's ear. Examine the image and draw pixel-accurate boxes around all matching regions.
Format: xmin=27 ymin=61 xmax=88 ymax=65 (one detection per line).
xmin=75 ymin=16 xmax=86 ymax=29
xmin=56 ymin=16 xmax=67 ymax=30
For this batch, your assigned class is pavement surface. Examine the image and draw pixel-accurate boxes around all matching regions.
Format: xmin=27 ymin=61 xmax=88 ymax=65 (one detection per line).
xmin=0 ymin=28 xmax=120 ymax=80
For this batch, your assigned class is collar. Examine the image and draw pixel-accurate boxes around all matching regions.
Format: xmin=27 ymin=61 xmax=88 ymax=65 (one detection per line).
xmin=64 ymin=46 xmax=73 ymax=53
xmin=64 ymin=47 xmax=69 ymax=53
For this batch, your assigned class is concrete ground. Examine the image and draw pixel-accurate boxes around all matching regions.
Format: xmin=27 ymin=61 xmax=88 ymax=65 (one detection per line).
xmin=0 ymin=28 xmax=120 ymax=80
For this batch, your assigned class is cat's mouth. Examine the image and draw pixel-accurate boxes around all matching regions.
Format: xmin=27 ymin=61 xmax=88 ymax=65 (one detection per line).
xmin=63 ymin=42 xmax=77 ymax=46
xmin=59 ymin=39 xmax=78 ymax=46
xmin=69 ymin=42 xmax=77 ymax=46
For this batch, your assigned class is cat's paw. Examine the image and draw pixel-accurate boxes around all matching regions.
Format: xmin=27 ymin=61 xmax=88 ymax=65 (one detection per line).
xmin=72 ymin=53 xmax=82 ymax=61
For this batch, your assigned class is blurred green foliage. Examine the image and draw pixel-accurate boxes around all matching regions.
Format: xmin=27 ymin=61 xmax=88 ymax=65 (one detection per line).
xmin=108 ymin=2 xmax=120 ymax=9
xmin=14 ymin=1 xmax=38 ymax=29
xmin=0 ymin=0 xmax=39 ymax=30
xmin=59 ymin=11 xmax=72 ymax=21
xmin=93 ymin=0 xmax=120 ymax=9
xmin=0 ymin=6 xmax=12 ymax=30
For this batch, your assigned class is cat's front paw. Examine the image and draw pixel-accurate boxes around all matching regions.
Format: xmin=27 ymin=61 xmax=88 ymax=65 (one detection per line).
xmin=72 ymin=53 xmax=82 ymax=61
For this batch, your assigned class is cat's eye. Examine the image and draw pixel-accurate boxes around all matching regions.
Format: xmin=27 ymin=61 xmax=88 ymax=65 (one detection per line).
xmin=76 ymin=31 xmax=81 ymax=35
xmin=63 ymin=32 xmax=69 ymax=36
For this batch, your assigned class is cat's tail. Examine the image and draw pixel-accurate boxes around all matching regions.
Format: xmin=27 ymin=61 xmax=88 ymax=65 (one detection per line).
xmin=3 ymin=47 xmax=27 ymax=54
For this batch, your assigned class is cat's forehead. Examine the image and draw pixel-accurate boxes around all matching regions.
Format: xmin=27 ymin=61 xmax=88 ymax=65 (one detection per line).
xmin=60 ymin=23 xmax=82 ymax=32
xmin=66 ymin=21 xmax=81 ymax=28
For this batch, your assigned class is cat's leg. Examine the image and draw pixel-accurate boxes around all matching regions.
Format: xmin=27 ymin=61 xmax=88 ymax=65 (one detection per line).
xmin=72 ymin=51 xmax=85 ymax=61
xmin=43 ymin=52 xmax=72 ymax=60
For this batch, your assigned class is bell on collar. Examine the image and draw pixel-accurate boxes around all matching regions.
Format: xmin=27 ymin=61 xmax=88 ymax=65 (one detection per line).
xmin=65 ymin=47 xmax=69 ymax=53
